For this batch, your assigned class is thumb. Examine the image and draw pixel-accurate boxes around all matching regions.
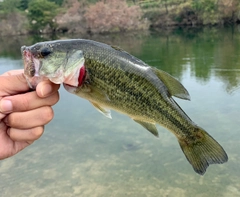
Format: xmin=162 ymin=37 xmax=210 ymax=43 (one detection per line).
xmin=0 ymin=70 xmax=29 ymax=96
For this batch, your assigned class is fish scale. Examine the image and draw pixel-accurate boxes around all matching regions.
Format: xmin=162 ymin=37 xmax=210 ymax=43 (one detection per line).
xmin=84 ymin=50 xmax=191 ymax=135
xmin=22 ymin=39 xmax=228 ymax=175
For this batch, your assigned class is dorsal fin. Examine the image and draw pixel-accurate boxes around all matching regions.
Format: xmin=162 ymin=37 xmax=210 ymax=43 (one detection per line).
xmin=111 ymin=45 xmax=124 ymax=51
xmin=151 ymin=67 xmax=190 ymax=100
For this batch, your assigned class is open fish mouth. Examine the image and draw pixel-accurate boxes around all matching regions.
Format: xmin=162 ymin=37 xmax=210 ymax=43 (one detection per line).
xmin=21 ymin=46 xmax=35 ymax=77
xmin=21 ymin=46 xmax=47 ymax=89
xmin=21 ymin=44 xmax=85 ymax=89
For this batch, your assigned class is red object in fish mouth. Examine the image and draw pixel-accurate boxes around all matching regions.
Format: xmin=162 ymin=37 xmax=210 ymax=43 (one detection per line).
xmin=78 ymin=66 xmax=86 ymax=87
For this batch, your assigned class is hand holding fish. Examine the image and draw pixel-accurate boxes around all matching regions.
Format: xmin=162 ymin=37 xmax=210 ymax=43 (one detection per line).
xmin=0 ymin=69 xmax=59 ymax=160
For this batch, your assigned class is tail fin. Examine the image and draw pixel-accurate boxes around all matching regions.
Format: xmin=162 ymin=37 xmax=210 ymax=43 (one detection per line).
xmin=178 ymin=127 xmax=228 ymax=175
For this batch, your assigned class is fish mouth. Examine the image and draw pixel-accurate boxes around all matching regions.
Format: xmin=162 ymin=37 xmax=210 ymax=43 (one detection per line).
xmin=21 ymin=46 xmax=46 ymax=89
xmin=22 ymin=45 xmax=85 ymax=89
xmin=22 ymin=46 xmax=35 ymax=77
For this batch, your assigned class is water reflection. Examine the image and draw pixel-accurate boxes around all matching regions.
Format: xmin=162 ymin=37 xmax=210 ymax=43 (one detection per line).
xmin=0 ymin=27 xmax=240 ymax=197
xmin=1 ymin=27 xmax=239 ymax=92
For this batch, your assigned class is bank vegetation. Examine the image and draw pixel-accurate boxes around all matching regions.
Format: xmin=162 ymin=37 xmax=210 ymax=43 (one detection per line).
xmin=0 ymin=0 xmax=240 ymax=36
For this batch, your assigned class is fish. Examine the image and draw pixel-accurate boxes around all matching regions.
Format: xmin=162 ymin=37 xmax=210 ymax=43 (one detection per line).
xmin=21 ymin=39 xmax=228 ymax=175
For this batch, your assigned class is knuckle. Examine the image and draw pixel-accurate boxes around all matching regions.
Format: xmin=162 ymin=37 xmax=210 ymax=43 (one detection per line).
xmin=5 ymin=114 xmax=15 ymax=126
xmin=42 ymin=106 xmax=54 ymax=123
xmin=31 ymin=127 xmax=44 ymax=139
xmin=19 ymin=96 xmax=30 ymax=111
xmin=16 ymin=73 xmax=27 ymax=83
xmin=48 ymin=92 xmax=59 ymax=105
xmin=53 ymin=92 xmax=60 ymax=104
xmin=5 ymin=113 xmax=22 ymax=128
xmin=45 ymin=92 xmax=59 ymax=106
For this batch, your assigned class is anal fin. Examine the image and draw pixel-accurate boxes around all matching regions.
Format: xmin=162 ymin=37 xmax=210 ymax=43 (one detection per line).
xmin=133 ymin=119 xmax=159 ymax=137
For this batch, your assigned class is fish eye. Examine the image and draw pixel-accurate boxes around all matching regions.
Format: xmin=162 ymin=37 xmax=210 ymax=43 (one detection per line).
xmin=40 ymin=47 xmax=51 ymax=57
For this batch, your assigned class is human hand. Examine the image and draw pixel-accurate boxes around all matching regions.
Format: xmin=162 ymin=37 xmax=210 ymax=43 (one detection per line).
xmin=0 ymin=69 xmax=60 ymax=160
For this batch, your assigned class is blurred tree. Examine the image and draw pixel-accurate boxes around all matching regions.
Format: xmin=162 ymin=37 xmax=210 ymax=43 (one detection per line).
xmin=163 ymin=0 xmax=169 ymax=14
xmin=85 ymin=0 xmax=147 ymax=33
xmin=192 ymin=0 xmax=219 ymax=25
xmin=0 ymin=0 xmax=20 ymax=15
xmin=49 ymin=0 xmax=64 ymax=6
xmin=27 ymin=0 xmax=59 ymax=32
xmin=18 ymin=0 xmax=29 ymax=10
xmin=218 ymin=0 xmax=240 ymax=23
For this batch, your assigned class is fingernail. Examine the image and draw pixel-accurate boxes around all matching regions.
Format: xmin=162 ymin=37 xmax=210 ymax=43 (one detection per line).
xmin=0 ymin=100 xmax=13 ymax=113
xmin=41 ymin=84 xmax=52 ymax=97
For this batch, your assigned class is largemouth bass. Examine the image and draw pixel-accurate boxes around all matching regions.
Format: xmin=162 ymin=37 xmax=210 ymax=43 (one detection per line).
xmin=21 ymin=39 xmax=228 ymax=175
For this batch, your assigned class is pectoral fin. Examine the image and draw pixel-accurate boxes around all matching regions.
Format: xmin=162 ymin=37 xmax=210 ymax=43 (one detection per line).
xmin=152 ymin=67 xmax=190 ymax=100
xmin=72 ymin=83 xmax=112 ymax=119
xmin=90 ymin=102 xmax=112 ymax=119
xmin=133 ymin=119 xmax=159 ymax=137
xmin=77 ymin=84 xmax=110 ymax=101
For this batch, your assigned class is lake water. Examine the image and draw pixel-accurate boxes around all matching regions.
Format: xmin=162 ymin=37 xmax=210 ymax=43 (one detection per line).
xmin=0 ymin=27 xmax=240 ymax=197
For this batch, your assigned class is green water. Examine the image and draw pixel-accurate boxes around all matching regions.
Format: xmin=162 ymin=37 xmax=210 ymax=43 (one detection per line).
xmin=0 ymin=27 xmax=240 ymax=197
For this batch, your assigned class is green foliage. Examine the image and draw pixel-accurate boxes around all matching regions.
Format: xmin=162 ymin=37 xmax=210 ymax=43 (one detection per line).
xmin=140 ymin=1 xmax=161 ymax=9
xmin=86 ymin=0 xmax=98 ymax=3
xmin=141 ymin=0 xmax=240 ymax=26
xmin=1 ymin=0 xmax=240 ymax=35
xmin=0 ymin=0 xmax=20 ymax=16
xmin=192 ymin=0 xmax=219 ymax=25
xmin=18 ymin=0 xmax=29 ymax=10
xmin=27 ymin=0 xmax=59 ymax=32
xmin=48 ymin=0 xmax=64 ymax=6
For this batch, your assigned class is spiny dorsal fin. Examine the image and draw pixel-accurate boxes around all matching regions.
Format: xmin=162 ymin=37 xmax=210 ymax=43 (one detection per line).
xmin=111 ymin=45 xmax=124 ymax=51
xmin=90 ymin=102 xmax=112 ymax=119
xmin=133 ymin=119 xmax=159 ymax=137
xmin=152 ymin=67 xmax=190 ymax=100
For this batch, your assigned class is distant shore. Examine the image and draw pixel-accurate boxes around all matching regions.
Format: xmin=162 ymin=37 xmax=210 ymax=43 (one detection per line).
xmin=0 ymin=0 xmax=240 ymax=36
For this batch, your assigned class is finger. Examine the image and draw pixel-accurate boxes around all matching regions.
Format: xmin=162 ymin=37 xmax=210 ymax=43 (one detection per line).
xmin=0 ymin=91 xmax=59 ymax=113
xmin=0 ymin=73 xmax=29 ymax=96
xmin=2 ymin=70 xmax=61 ymax=97
xmin=0 ymin=140 xmax=33 ymax=160
xmin=0 ymin=113 xmax=6 ymax=120
xmin=0 ymin=124 xmax=33 ymax=160
xmin=36 ymin=80 xmax=60 ymax=98
xmin=1 ymin=69 xmax=24 ymax=76
xmin=4 ymin=106 xmax=54 ymax=129
xmin=8 ymin=126 xmax=44 ymax=142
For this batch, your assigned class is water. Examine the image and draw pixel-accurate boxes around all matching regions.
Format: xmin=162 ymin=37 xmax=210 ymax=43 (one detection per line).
xmin=0 ymin=27 xmax=240 ymax=197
